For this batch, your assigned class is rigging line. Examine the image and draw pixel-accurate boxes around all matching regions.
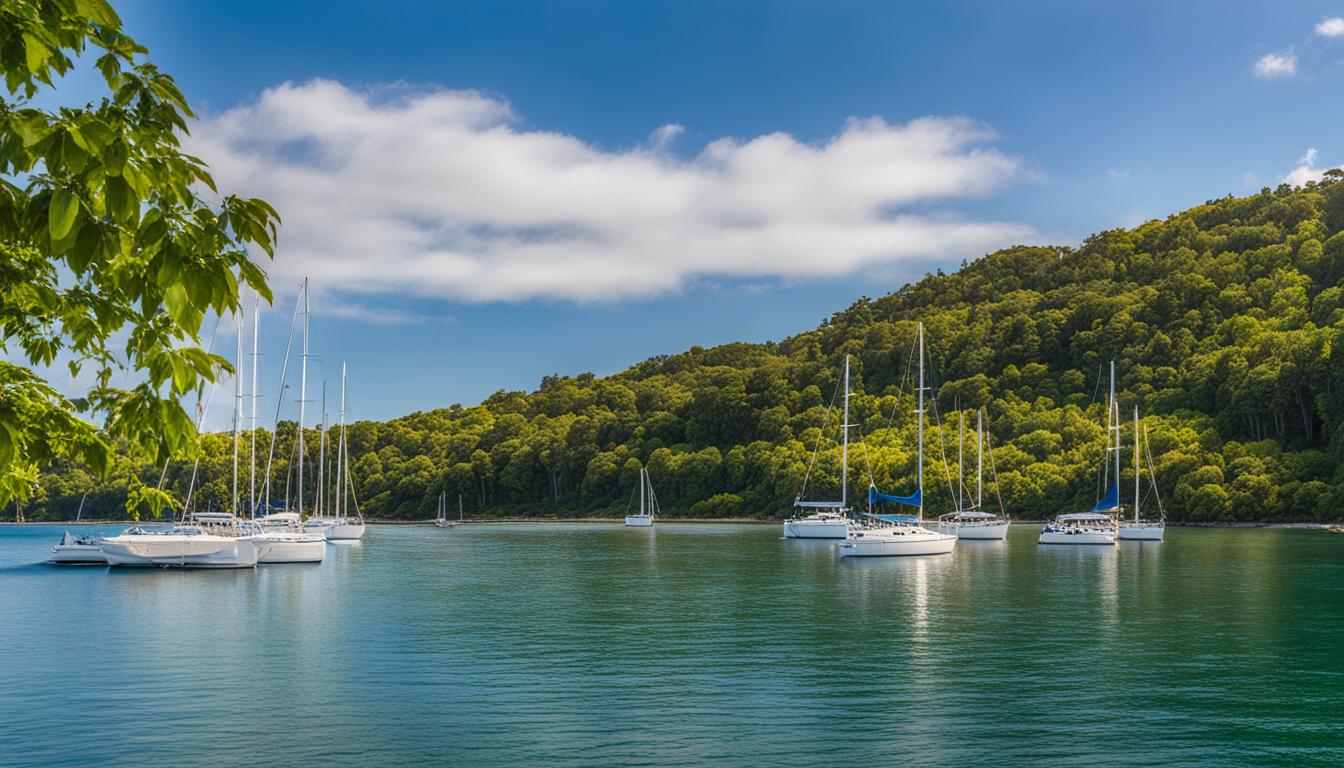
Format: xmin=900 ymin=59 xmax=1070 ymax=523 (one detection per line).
xmin=983 ymin=416 xmax=1008 ymax=516
xmin=624 ymin=472 xmax=639 ymax=515
xmin=1142 ymin=424 xmax=1167 ymax=518
xmin=795 ymin=365 xmax=844 ymax=502
xmin=882 ymin=333 xmax=920 ymax=431
xmin=856 ymin=422 xmax=877 ymax=488
xmin=1091 ymin=361 xmax=1104 ymax=403
xmin=928 ymin=394 xmax=959 ymax=510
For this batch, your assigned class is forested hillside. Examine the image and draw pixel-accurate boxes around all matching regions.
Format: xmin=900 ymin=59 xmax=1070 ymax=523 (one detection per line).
xmin=28 ymin=177 xmax=1344 ymax=523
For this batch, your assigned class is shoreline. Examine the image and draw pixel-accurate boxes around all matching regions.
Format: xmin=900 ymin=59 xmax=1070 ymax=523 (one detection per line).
xmin=2 ymin=519 xmax=1341 ymax=528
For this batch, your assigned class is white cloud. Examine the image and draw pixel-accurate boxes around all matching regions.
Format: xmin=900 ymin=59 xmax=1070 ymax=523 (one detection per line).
xmin=1254 ymin=52 xmax=1297 ymax=78
xmin=1281 ymin=147 xmax=1335 ymax=186
xmin=1315 ymin=17 xmax=1344 ymax=37
xmin=187 ymin=80 xmax=1036 ymax=304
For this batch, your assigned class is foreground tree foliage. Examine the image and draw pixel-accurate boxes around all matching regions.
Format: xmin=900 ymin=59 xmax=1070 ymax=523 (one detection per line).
xmin=30 ymin=178 xmax=1344 ymax=523
xmin=0 ymin=0 xmax=277 ymax=512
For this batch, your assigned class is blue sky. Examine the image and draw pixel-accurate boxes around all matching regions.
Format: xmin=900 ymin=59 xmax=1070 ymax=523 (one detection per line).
xmin=92 ymin=1 xmax=1344 ymax=423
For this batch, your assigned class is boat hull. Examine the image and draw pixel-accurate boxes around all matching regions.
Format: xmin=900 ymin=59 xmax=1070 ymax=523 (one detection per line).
xmin=1118 ymin=524 xmax=1165 ymax=541
xmin=325 ymin=522 xmax=366 ymax=540
xmin=838 ymin=529 xmax=957 ymax=557
xmin=51 ymin=544 xmax=107 ymax=564
xmin=1038 ymin=530 xmax=1115 ymax=545
xmin=254 ymin=536 xmax=326 ymax=563
xmin=782 ymin=520 xmax=850 ymax=539
xmin=624 ymin=515 xmax=654 ymax=527
xmin=954 ymin=522 xmax=1010 ymax=540
xmin=99 ymin=536 xmax=263 ymax=568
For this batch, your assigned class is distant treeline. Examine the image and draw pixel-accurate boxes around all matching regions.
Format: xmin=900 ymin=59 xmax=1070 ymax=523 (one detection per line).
xmin=24 ymin=178 xmax=1344 ymax=523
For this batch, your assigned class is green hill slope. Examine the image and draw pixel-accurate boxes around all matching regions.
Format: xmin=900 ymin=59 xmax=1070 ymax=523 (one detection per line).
xmin=32 ymin=178 xmax=1344 ymax=523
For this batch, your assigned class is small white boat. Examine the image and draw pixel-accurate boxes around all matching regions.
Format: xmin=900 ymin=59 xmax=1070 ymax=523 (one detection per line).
xmin=51 ymin=494 xmax=107 ymax=564
xmin=435 ymin=493 xmax=455 ymax=528
xmin=51 ymin=531 xmax=107 ymax=564
xmin=624 ymin=468 xmax=658 ymax=527
xmin=1118 ymin=406 xmax=1166 ymax=541
xmin=785 ymin=356 xmax=857 ymax=539
xmin=842 ymin=323 xmax=956 ymax=558
xmin=99 ymin=522 xmax=266 ymax=568
xmin=247 ymin=527 xmax=326 ymax=563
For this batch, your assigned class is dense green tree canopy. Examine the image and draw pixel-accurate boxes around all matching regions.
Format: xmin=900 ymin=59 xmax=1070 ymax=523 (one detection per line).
xmin=0 ymin=0 xmax=277 ymax=512
xmin=28 ymin=176 xmax=1344 ymax=524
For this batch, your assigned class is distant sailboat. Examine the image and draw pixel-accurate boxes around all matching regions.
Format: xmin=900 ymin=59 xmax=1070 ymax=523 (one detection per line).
xmin=783 ymin=355 xmax=856 ymax=539
xmin=435 ymin=492 xmax=455 ymax=528
xmin=1039 ymin=361 xmax=1122 ymax=545
xmin=839 ymin=322 xmax=957 ymax=557
xmin=624 ymin=468 xmax=658 ymax=527
xmin=1118 ymin=406 xmax=1166 ymax=541
xmin=938 ymin=408 xmax=1011 ymax=540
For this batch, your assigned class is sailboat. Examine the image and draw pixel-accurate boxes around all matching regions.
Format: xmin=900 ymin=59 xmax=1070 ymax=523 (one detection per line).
xmin=624 ymin=468 xmax=658 ymax=527
xmin=783 ymin=355 xmax=857 ymax=539
xmin=839 ymin=322 xmax=957 ymax=557
xmin=435 ymin=492 xmax=455 ymax=528
xmin=50 ymin=494 xmax=107 ymax=564
xmin=304 ymin=361 xmax=367 ymax=540
xmin=1039 ymin=361 xmax=1122 ymax=545
xmin=937 ymin=408 xmax=1011 ymax=540
xmin=1118 ymin=406 xmax=1166 ymax=541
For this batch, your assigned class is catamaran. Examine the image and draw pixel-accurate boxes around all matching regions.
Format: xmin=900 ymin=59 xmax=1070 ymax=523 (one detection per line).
xmin=50 ymin=494 xmax=107 ymax=564
xmin=624 ymin=468 xmax=658 ymax=527
xmin=784 ymin=355 xmax=857 ymax=539
xmin=938 ymin=408 xmax=1010 ymax=540
xmin=839 ymin=323 xmax=957 ymax=558
xmin=1040 ymin=361 xmax=1122 ymax=545
xmin=1118 ymin=406 xmax=1166 ymax=541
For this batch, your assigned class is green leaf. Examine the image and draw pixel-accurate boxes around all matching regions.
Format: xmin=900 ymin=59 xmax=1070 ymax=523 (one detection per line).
xmin=22 ymin=34 xmax=50 ymax=75
xmin=105 ymin=176 xmax=135 ymax=224
xmin=49 ymin=190 xmax=81 ymax=241
xmin=76 ymin=0 xmax=124 ymax=28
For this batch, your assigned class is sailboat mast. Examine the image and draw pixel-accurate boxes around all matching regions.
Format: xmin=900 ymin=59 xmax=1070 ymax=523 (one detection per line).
xmin=233 ymin=305 xmax=242 ymax=517
xmin=1110 ymin=360 xmax=1119 ymax=510
xmin=917 ymin=322 xmax=925 ymax=520
xmin=458 ymin=493 xmax=463 ymax=521
xmin=297 ymin=278 xmax=309 ymax=519
xmin=957 ymin=411 xmax=964 ymax=511
xmin=337 ymin=362 xmax=347 ymax=519
xmin=841 ymin=355 xmax=850 ymax=510
xmin=1134 ymin=405 xmax=1140 ymax=523
xmin=976 ymin=408 xmax=983 ymax=510
xmin=249 ymin=295 xmax=259 ymax=516
xmin=318 ymin=382 xmax=327 ymax=517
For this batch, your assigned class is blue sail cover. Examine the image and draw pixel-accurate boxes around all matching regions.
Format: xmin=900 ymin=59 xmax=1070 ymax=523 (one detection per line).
xmin=1092 ymin=483 xmax=1119 ymax=512
xmin=869 ymin=485 xmax=921 ymax=508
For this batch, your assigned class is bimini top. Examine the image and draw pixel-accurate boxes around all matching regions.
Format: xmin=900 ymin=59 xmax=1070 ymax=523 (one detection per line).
xmin=950 ymin=510 xmax=997 ymax=520
xmin=794 ymin=500 xmax=847 ymax=509
xmin=1056 ymin=512 xmax=1114 ymax=523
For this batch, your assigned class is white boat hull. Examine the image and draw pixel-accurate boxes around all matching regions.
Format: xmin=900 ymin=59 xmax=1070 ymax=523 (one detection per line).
xmin=838 ymin=528 xmax=957 ymax=557
xmin=782 ymin=520 xmax=850 ymax=539
xmin=51 ymin=543 xmax=107 ymax=564
xmin=1038 ymin=530 xmax=1115 ymax=545
xmin=953 ymin=521 xmax=1010 ymax=540
xmin=624 ymin=515 xmax=654 ymax=527
xmin=254 ymin=535 xmax=326 ymax=563
xmin=325 ymin=522 xmax=366 ymax=540
xmin=99 ymin=535 xmax=264 ymax=568
xmin=1118 ymin=524 xmax=1165 ymax=541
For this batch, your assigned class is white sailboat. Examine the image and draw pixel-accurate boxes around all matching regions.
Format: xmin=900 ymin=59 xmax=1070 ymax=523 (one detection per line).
xmin=50 ymin=494 xmax=107 ymax=564
xmin=435 ymin=493 xmax=455 ymax=528
xmin=839 ymin=323 xmax=957 ymax=558
xmin=305 ymin=361 xmax=367 ymax=540
xmin=783 ymin=355 xmax=857 ymax=539
xmin=1040 ymin=361 xmax=1122 ymax=545
xmin=624 ymin=468 xmax=658 ymax=527
xmin=1118 ymin=406 xmax=1166 ymax=541
xmin=938 ymin=408 xmax=1010 ymax=540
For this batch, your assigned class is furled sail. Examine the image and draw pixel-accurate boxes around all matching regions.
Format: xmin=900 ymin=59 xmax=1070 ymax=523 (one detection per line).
xmin=1092 ymin=483 xmax=1118 ymax=512
xmin=868 ymin=484 xmax=921 ymax=508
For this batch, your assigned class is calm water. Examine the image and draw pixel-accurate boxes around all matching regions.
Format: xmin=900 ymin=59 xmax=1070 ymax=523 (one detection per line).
xmin=1 ymin=523 xmax=1340 ymax=767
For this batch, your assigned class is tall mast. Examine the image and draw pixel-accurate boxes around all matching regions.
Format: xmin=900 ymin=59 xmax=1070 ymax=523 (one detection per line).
xmin=1110 ymin=360 xmax=1119 ymax=510
xmin=1134 ymin=405 xmax=1141 ymax=523
xmin=297 ymin=278 xmax=309 ymax=519
xmin=232 ymin=304 xmax=242 ymax=516
xmin=318 ymin=382 xmax=327 ymax=517
xmin=639 ymin=467 xmax=646 ymax=516
xmin=263 ymin=289 xmax=302 ymax=513
xmin=976 ymin=408 xmax=983 ymax=510
xmin=841 ymin=355 xmax=850 ymax=510
xmin=249 ymin=295 xmax=259 ymax=517
xmin=957 ymin=410 xmax=964 ymax=511
xmin=337 ymin=362 xmax=347 ymax=519
xmin=917 ymin=322 xmax=925 ymax=520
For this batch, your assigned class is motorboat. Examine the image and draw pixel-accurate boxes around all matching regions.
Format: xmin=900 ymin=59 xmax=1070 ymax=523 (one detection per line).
xmin=624 ymin=468 xmax=658 ymax=527
xmin=99 ymin=522 xmax=267 ymax=568
xmin=51 ymin=530 xmax=107 ymax=564
xmin=842 ymin=323 xmax=956 ymax=558
xmin=240 ymin=521 xmax=326 ymax=563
